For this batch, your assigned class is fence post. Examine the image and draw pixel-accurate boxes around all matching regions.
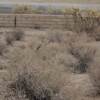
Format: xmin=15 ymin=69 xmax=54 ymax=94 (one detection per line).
xmin=14 ymin=15 xmax=16 ymax=27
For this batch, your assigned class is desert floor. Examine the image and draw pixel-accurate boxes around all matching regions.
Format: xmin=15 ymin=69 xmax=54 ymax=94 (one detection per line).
xmin=0 ymin=28 xmax=100 ymax=100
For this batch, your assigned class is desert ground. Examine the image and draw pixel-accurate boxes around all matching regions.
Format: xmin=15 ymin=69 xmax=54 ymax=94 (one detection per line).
xmin=0 ymin=1 xmax=100 ymax=100
xmin=0 ymin=27 xmax=100 ymax=100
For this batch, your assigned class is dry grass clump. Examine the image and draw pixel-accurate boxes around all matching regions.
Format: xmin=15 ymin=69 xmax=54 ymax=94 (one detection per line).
xmin=47 ymin=30 xmax=93 ymax=46
xmin=67 ymin=32 xmax=93 ymax=45
xmin=7 ymin=72 xmax=53 ymax=100
xmin=5 ymin=33 xmax=14 ymax=45
xmin=89 ymin=57 xmax=100 ymax=95
xmin=0 ymin=40 xmax=6 ymax=55
xmin=5 ymin=29 xmax=24 ymax=45
xmin=47 ymin=30 xmax=64 ymax=43
xmin=1 ymin=29 xmax=99 ymax=100
xmin=68 ymin=44 xmax=96 ymax=73
xmin=91 ymin=26 xmax=100 ymax=41
xmin=27 ymin=30 xmax=94 ymax=74
xmin=56 ymin=31 xmax=95 ymax=73
xmin=3 ymin=47 xmax=69 ymax=100
xmin=13 ymin=29 xmax=24 ymax=41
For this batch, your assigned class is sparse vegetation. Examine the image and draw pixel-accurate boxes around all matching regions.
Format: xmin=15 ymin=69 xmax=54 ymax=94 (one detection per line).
xmin=68 ymin=44 xmax=96 ymax=73
xmin=72 ymin=8 xmax=100 ymax=33
xmin=3 ymin=46 xmax=69 ymax=100
xmin=7 ymin=72 xmax=54 ymax=100
xmin=89 ymin=57 xmax=100 ymax=95
xmin=0 ymin=42 xmax=6 ymax=55
xmin=13 ymin=29 xmax=24 ymax=41
xmin=5 ymin=29 xmax=24 ymax=45
xmin=14 ymin=5 xmax=33 ymax=14
xmin=1 ymin=6 xmax=100 ymax=100
xmin=0 ymin=29 xmax=99 ymax=100
xmin=5 ymin=32 xmax=14 ymax=45
xmin=47 ymin=30 xmax=63 ymax=43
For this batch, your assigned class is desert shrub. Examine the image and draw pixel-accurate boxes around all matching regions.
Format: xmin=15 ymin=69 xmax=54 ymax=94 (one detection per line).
xmin=13 ymin=29 xmax=24 ymax=41
xmin=0 ymin=41 xmax=6 ymax=55
xmin=5 ymin=29 xmax=24 ymax=45
xmin=89 ymin=57 xmax=100 ymax=95
xmin=47 ymin=8 xmax=64 ymax=15
xmin=7 ymin=72 xmax=53 ymax=100
xmin=14 ymin=5 xmax=33 ymax=14
xmin=54 ymin=52 xmax=78 ymax=72
xmin=5 ymin=32 xmax=14 ymax=45
xmin=34 ymin=6 xmax=47 ymax=14
xmin=32 ymin=7 xmax=64 ymax=15
xmin=65 ymin=32 xmax=93 ymax=45
xmin=33 ymin=30 xmax=94 ymax=73
xmin=68 ymin=44 xmax=96 ymax=73
xmin=72 ymin=8 xmax=100 ymax=33
xmin=3 ymin=47 xmax=69 ymax=100
xmin=90 ymin=26 xmax=100 ymax=41
xmin=47 ymin=30 xmax=69 ymax=44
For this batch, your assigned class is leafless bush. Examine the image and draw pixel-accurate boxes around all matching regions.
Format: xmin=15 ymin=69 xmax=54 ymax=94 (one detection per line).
xmin=7 ymin=72 xmax=53 ymax=100
xmin=90 ymin=26 xmax=100 ymax=41
xmin=47 ymin=30 xmax=63 ymax=43
xmin=13 ymin=29 xmax=24 ymax=41
xmin=89 ymin=57 xmax=100 ymax=95
xmin=72 ymin=9 xmax=100 ymax=33
xmin=3 ymin=47 xmax=69 ymax=100
xmin=5 ymin=29 xmax=24 ymax=45
xmin=29 ymin=30 xmax=94 ymax=74
xmin=5 ymin=32 xmax=14 ymax=45
xmin=1 ymin=29 xmax=98 ymax=100
xmin=0 ymin=41 xmax=6 ymax=55
xmin=68 ymin=44 xmax=96 ymax=73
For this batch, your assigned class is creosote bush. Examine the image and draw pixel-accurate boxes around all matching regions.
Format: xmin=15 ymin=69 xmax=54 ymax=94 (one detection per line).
xmin=13 ymin=29 xmax=24 ymax=41
xmin=68 ymin=44 xmax=96 ymax=73
xmin=0 ymin=41 xmax=6 ymax=55
xmin=4 ymin=47 xmax=69 ymax=100
xmin=5 ymin=29 xmax=24 ymax=45
xmin=1 ymin=29 xmax=99 ymax=100
xmin=5 ymin=33 xmax=14 ymax=45
xmin=89 ymin=57 xmax=100 ymax=95
xmin=47 ymin=30 xmax=63 ymax=43
xmin=46 ymin=30 xmax=74 ymax=44
xmin=72 ymin=8 xmax=100 ymax=33
xmin=91 ymin=26 xmax=100 ymax=41
xmin=7 ymin=72 xmax=53 ymax=100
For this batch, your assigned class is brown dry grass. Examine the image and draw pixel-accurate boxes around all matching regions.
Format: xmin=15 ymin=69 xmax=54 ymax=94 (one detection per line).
xmin=0 ymin=28 xmax=100 ymax=100
xmin=89 ymin=57 xmax=100 ymax=95
xmin=5 ymin=29 xmax=24 ymax=45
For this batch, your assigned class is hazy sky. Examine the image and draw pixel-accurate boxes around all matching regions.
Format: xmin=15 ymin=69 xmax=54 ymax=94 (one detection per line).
xmin=0 ymin=0 xmax=99 ymax=3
